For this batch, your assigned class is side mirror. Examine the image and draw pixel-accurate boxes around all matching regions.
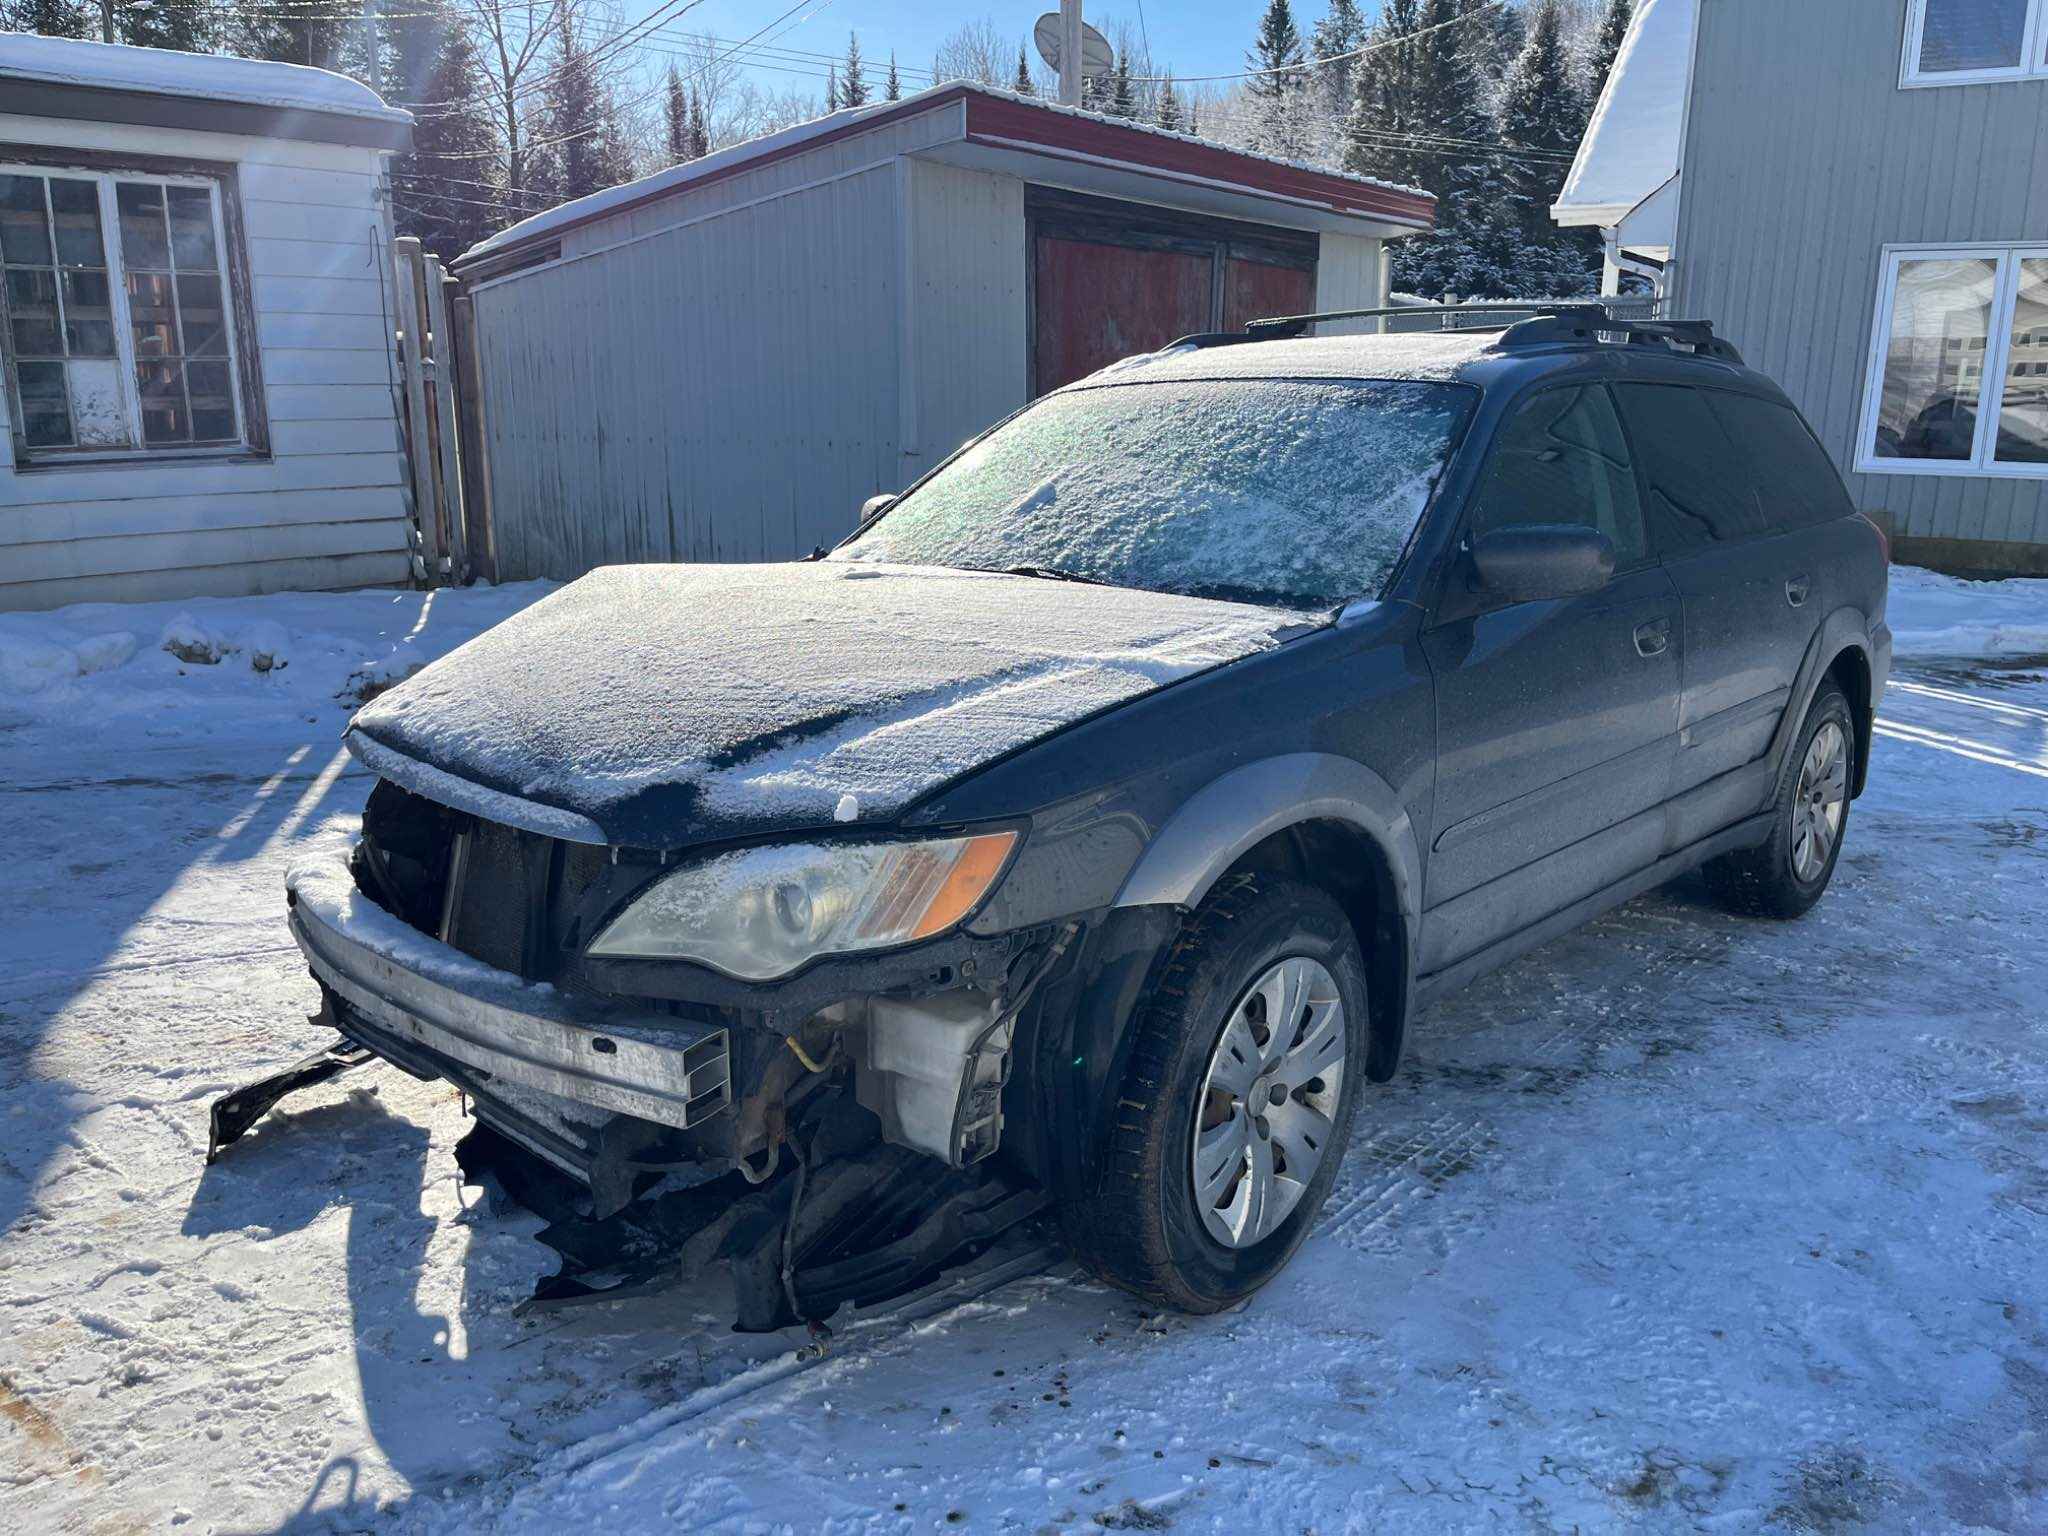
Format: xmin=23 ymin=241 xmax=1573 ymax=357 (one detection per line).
xmin=860 ymin=493 xmax=897 ymax=522
xmin=1469 ymin=525 xmax=1615 ymax=603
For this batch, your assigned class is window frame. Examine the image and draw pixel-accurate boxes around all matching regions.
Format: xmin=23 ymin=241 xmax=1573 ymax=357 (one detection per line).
xmin=0 ymin=142 xmax=268 ymax=468
xmin=1855 ymin=241 xmax=2048 ymax=479
xmin=1900 ymin=0 xmax=2048 ymax=88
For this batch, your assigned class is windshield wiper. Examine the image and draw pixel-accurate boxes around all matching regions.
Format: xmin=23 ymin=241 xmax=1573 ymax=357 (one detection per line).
xmin=995 ymin=564 xmax=1107 ymax=586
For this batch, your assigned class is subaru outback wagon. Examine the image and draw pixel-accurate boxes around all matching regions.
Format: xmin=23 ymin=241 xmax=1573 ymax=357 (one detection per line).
xmin=219 ymin=306 xmax=1891 ymax=1326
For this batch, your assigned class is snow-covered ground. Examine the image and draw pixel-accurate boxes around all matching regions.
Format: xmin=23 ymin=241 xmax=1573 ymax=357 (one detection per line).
xmin=2 ymin=569 xmax=2045 ymax=1534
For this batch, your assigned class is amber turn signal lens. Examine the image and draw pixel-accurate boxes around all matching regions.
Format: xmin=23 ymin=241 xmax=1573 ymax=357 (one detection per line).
xmin=910 ymin=831 xmax=1019 ymax=939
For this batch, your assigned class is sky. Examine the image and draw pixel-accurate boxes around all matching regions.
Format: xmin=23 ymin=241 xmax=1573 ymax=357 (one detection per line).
xmin=616 ymin=0 xmax=1355 ymax=101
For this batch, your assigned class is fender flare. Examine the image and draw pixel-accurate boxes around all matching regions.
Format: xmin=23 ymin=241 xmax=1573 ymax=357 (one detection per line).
xmin=1112 ymin=752 xmax=1423 ymax=933
xmin=1772 ymin=606 xmax=1877 ymax=795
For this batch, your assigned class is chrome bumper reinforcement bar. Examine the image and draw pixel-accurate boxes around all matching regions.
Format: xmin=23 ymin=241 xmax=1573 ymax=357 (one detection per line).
xmin=285 ymin=856 xmax=730 ymax=1131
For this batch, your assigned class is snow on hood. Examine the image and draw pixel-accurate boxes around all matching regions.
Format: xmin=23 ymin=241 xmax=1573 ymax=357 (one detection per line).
xmin=346 ymin=563 xmax=1308 ymax=847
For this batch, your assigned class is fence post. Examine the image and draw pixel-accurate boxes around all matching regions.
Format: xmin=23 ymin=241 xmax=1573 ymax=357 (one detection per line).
xmin=448 ymin=290 xmax=498 ymax=583
xmin=391 ymin=237 xmax=449 ymax=583
xmin=422 ymin=254 xmax=468 ymax=584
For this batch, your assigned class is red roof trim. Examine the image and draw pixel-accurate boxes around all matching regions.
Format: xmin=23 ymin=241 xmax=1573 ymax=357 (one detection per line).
xmin=460 ymin=85 xmax=1433 ymax=268
xmin=965 ymin=95 xmax=1436 ymax=229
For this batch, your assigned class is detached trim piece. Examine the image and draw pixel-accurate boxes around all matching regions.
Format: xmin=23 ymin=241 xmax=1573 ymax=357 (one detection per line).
xmin=287 ymin=856 xmax=730 ymax=1130
xmin=345 ymin=730 xmax=610 ymax=846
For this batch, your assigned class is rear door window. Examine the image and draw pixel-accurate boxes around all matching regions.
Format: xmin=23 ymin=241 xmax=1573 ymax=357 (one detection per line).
xmin=1613 ymin=383 xmax=1770 ymax=553
xmin=1468 ymin=384 xmax=1648 ymax=568
xmin=1699 ymin=391 xmax=1856 ymax=531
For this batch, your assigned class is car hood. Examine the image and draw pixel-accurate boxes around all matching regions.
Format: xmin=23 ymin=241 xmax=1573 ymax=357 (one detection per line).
xmin=346 ymin=562 xmax=1310 ymax=848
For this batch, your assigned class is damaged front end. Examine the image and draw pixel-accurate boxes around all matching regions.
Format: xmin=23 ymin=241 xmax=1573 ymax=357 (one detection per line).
xmin=213 ymin=780 xmax=1073 ymax=1330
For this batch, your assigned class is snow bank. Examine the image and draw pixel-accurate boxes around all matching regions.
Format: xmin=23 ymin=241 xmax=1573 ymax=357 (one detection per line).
xmin=0 ymin=583 xmax=554 ymax=747
xmin=0 ymin=32 xmax=408 ymax=123
xmin=1887 ymin=564 xmax=2048 ymax=658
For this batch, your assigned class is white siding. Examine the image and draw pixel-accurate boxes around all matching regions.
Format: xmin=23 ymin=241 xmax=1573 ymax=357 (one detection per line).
xmin=1667 ymin=0 xmax=2048 ymax=568
xmin=0 ymin=113 xmax=410 ymax=612
xmin=471 ymin=164 xmax=905 ymax=581
xmin=1313 ymin=234 xmax=1386 ymax=334
xmin=902 ymin=158 xmax=1027 ymax=486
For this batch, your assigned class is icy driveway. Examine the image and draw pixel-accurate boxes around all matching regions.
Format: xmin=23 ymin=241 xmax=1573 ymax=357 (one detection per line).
xmin=1 ymin=575 xmax=2045 ymax=1534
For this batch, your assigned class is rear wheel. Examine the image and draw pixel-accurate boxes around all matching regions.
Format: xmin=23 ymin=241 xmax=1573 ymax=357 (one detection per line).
xmin=1064 ymin=876 xmax=1368 ymax=1313
xmin=1704 ymin=679 xmax=1854 ymax=919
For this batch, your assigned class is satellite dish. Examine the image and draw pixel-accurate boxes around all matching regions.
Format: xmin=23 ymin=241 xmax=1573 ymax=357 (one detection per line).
xmin=1034 ymin=11 xmax=1114 ymax=80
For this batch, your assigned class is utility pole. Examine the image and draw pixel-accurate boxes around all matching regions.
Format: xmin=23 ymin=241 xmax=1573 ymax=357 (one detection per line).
xmin=99 ymin=0 xmax=114 ymax=44
xmin=1059 ymin=0 xmax=1083 ymax=106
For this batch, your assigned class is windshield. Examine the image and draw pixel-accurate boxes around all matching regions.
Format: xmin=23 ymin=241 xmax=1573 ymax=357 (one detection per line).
xmin=835 ymin=376 xmax=1472 ymax=609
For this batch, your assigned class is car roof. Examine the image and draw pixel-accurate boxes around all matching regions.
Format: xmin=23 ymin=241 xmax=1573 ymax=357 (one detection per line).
xmin=1078 ymin=325 xmax=1784 ymax=399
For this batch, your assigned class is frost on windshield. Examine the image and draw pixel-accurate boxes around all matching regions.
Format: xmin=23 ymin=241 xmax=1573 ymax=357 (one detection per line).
xmin=839 ymin=378 xmax=1469 ymax=607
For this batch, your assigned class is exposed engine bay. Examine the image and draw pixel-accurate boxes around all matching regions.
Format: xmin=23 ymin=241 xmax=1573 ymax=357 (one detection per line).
xmin=210 ymin=780 xmax=1074 ymax=1331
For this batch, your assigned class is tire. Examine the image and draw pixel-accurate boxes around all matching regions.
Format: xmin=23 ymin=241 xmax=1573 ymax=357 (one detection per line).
xmin=1063 ymin=874 xmax=1370 ymax=1313
xmin=1704 ymin=679 xmax=1855 ymax=919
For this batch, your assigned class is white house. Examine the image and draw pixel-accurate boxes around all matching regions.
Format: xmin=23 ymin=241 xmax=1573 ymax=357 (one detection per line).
xmin=0 ymin=34 xmax=414 ymax=612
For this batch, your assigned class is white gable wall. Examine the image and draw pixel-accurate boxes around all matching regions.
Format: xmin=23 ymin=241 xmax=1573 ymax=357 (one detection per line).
xmin=0 ymin=112 xmax=410 ymax=612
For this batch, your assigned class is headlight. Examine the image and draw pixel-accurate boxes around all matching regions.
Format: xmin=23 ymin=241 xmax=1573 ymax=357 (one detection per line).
xmin=585 ymin=831 xmax=1018 ymax=980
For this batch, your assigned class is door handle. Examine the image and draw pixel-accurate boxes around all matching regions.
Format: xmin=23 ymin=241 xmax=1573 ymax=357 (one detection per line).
xmin=1785 ymin=575 xmax=1811 ymax=607
xmin=1633 ymin=618 xmax=1671 ymax=657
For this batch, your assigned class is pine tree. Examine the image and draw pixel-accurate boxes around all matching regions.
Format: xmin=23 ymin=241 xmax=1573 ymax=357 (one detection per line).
xmin=1341 ymin=0 xmax=1423 ymax=188
xmin=1497 ymin=0 xmax=1579 ymax=246
xmin=236 ymin=0 xmax=348 ymax=69
xmin=1014 ymin=43 xmax=1035 ymax=96
xmin=1156 ymin=72 xmax=1182 ymax=132
xmin=825 ymin=64 xmax=839 ymax=112
xmin=885 ymin=53 xmax=902 ymax=101
xmin=4 ymin=0 xmax=93 ymax=39
xmin=1245 ymin=0 xmax=1310 ymax=159
xmin=1310 ymin=0 xmax=1366 ymax=122
xmin=688 ymin=87 xmax=710 ymax=158
xmin=1586 ymin=0 xmax=1633 ymax=110
xmin=665 ymin=65 xmax=689 ymax=165
xmin=1408 ymin=0 xmax=1496 ymax=208
xmin=1187 ymin=98 xmax=1199 ymax=136
xmin=530 ymin=14 xmax=632 ymax=205
xmin=120 ymin=0 xmax=216 ymax=52
xmin=841 ymin=32 xmax=869 ymax=109
xmin=1108 ymin=53 xmax=1137 ymax=119
xmin=392 ymin=8 xmax=499 ymax=258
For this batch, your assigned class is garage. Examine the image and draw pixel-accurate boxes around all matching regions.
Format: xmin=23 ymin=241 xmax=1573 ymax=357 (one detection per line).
xmin=451 ymin=81 xmax=1435 ymax=583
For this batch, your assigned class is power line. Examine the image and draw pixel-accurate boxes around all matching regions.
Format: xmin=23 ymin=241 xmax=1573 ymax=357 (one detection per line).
xmin=1129 ymin=0 xmax=1509 ymax=85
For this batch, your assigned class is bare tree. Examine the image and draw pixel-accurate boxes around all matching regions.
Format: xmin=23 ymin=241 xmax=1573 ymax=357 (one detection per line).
xmin=461 ymin=0 xmax=563 ymax=203
xmin=933 ymin=17 xmax=1007 ymax=86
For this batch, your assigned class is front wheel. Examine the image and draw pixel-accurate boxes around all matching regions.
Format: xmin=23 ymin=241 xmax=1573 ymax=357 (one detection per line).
xmin=1064 ymin=876 xmax=1369 ymax=1313
xmin=1704 ymin=679 xmax=1855 ymax=919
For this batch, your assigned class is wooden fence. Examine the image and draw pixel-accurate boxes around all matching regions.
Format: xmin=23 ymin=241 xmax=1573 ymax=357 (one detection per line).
xmin=390 ymin=236 xmax=494 ymax=586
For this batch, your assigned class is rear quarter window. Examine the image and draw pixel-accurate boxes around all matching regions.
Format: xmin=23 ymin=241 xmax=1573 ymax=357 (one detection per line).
xmin=1699 ymin=391 xmax=1856 ymax=531
xmin=1613 ymin=383 xmax=1771 ymax=551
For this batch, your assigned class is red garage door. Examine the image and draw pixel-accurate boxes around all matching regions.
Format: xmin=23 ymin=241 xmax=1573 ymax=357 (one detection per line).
xmin=1028 ymin=188 xmax=1320 ymax=396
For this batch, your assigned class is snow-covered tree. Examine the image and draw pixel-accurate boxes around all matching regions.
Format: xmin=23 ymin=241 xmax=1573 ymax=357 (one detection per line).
xmin=1310 ymin=0 xmax=1367 ymax=123
xmin=841 ymin=32 xmax=869 ymax=109
xmin=1014 ymin=43 xmax=1035 ymax=96
xmin=1156 ymin=73 xmax=1182 ymax=132
xmin=1408 ymin=0 xmax=1495 ymax=207
xmin=1108 ymin=53 xmax=1137 ymax=120
xmin=1497 ymin=0 xmax=1580 ymax=246
xmin=1245 ymin=0 xmax=1311 ymax=158
xmin=824 ymin=64 xmax=839 ymax=111
xmin=1585 ymin=0 xmax=1632 ymax=110
xmin=886 ymin=54 xmax=902 ymax=101
xmin=236 ymin=0 xmax=349 ymax=69
xmin=1340 ymin=0 xmax=1423 ymax=188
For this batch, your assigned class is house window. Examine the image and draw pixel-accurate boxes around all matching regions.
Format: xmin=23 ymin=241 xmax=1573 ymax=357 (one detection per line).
xmin=1 ymin=164 xmax=251 ymax=461
xmin=1902 ymin=0 xmax=2048 ymax=86
xmin=1858 ymin=244 xmax=2048 ymax=475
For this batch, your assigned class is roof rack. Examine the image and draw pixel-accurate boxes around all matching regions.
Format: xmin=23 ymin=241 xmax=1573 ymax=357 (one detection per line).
xmin=1200 ymin=302 xmax=1744 ymax=366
